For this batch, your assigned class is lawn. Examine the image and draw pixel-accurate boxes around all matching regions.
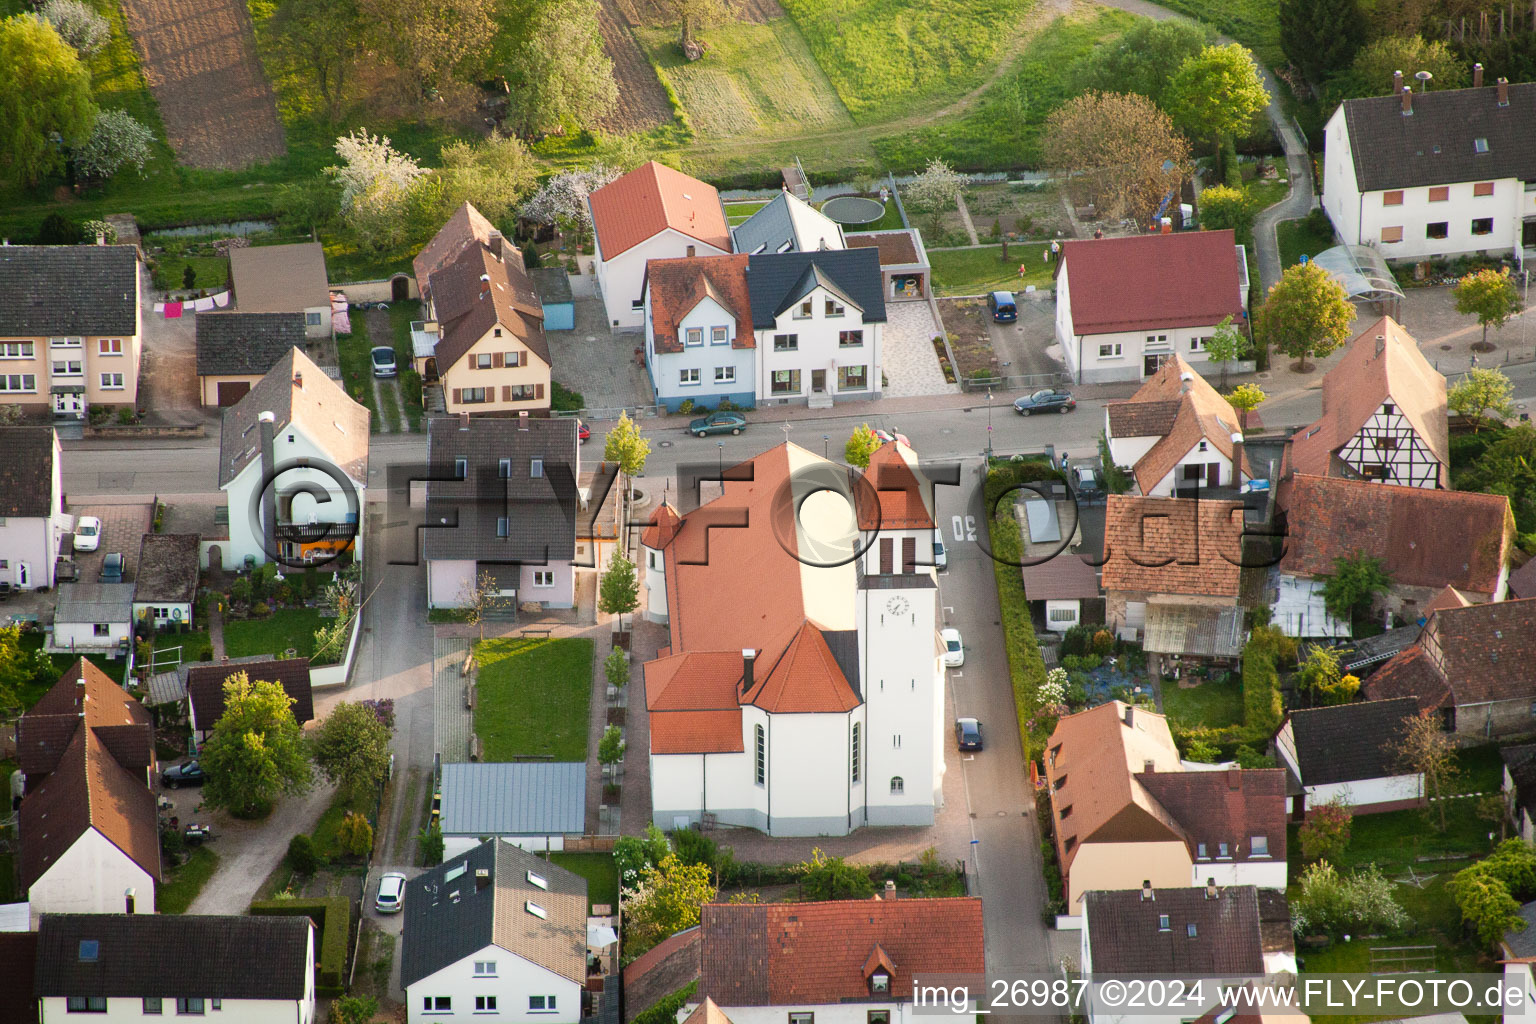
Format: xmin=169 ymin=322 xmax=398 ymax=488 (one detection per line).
xmin=335 ymin=312 xmax=385 ymax=433
xmin=157 ymin=847 xmax=220 ymax=914
xmin=1160 ymin=675 xmax=1244 ymax=730
xmin=388 ymin=301 xmax=425 ymax=431
xmin=828 ymin=199 xmax=905 ymax=232
xmin=547 ymin=852 xmax=620 ymax=913
xmin=930 ymin=245 xmax=1055 ymax=296
xmin=1146 ymin=0 xmax=1282 ymax=67
xmin=313 ymin=788 xmax=374 ymax=864
xmin=473 ymin=637 xmax=593 ymax=762
xmin=725 ymin=201 xmax=771 ymax=225
xmin=1276 ymin=214 xmax=1336 ymax=269
xmin=151 ymin=630 xmax=212 ymax=665
xmin=20 ymin=633 xmax=126 ymax=697
xmin=222 ymin=607 xmax=330 ymax=663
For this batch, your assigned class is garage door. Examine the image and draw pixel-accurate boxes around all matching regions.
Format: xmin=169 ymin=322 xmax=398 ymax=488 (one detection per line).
xmin=217 ymin=381 xmax=250 ymax=406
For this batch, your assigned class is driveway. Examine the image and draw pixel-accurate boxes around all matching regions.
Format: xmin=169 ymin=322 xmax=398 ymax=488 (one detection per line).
xmin=992 ymin=296 xmax=1066 ymax=379
xmin=64 ymin=499 xmax=154 ymax=581
xmin=137 ymin=276 xmax=206 ymax=427
xmin=884 ymin=301 xmax=959 ymax=398
xmin=547 ymin=290 xmax=655 ymax=414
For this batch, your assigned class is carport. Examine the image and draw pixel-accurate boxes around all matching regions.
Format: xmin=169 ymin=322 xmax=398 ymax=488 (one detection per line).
xmin=1309 ymin=245 xmax=1404 ymax=320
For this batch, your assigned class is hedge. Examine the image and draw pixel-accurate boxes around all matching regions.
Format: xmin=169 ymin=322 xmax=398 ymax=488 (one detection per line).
xmin=633 ymin=981 xmax=699 ymax=1024
xmin=985 ymin=459 xmax=1056 ymax=759
xmin=1241 ymin=625 xmax=1285 ymax=739
xmin=250 ymin=896 xmax=350 ymax=996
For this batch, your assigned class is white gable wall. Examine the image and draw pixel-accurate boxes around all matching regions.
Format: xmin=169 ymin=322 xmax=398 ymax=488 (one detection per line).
xmin=29 ymin=827 xmax=155 ymax=923
xmin=1141 ymin=441 xmax=1238 ymax=497
xmin=406 ymin=941 xmax=581 ymax=1024
xmin=646 ymin=293 xmax=756 ymax=410
xmin=596 ymin=228 xmax=730 ymax=332
xmin=221 ymin=422 xmax=365 ymax=569
xmin=755 ymin=286 xmax=881 ymax=402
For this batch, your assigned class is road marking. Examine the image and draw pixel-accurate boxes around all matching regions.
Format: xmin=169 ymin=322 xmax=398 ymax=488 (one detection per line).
xmin=950 ymin=514 xmax=977 ymax=542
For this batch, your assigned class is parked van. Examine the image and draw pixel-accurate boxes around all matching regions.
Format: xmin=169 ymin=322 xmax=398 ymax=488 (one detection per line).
xmin=988 ymin=291 xmax=1018 ymax=322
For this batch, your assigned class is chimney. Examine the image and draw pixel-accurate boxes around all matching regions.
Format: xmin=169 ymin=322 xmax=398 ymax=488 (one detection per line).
xmin=742 ymin=648 xmax=756 ymax=690
xmin=519 ymin=410 xmax=530 ymax=430
xmin=1143 ymin=759 xmax=1156 ymax=774
xmin=292 ymin=372 xmax=303 ymax=389
xmin=458 ymin=411 xmax=470 ymax=431
xmin=1123 ymin=704 xmax=1134 ymax=727
xmin=475 ymin=868 xmax=490 ymax=892
xmin=1206 ymin=878 xmax=1218 ymax=900
xmin=1474 ymin=63 xmax=1484 ymax=88
xmin=1227 ymin=768 xmax=1241 ymax=791
xmin=488 ymin=231 xmax=505 ymax=258
xmin=1401 ymin=86 xmax=1413 ymax=115
xmin=124 ymin=888 xmax=136 ymax=914
xmin=1498 ymin=77 xmax=1510 ymax=106
xmin=884 ymin=880 xmax=896 ymax=899
xmin=1375 ymin=333 xmax=1385 ymax=355
xmin=76 ymin=677 xmax=86 ymax=712
xmin=1141 ymin=880 xmax=1154 ymax=901
xmin=1230 ymin=431 xmax=1244 ymax=482
xmin=258 ymin=411 xmax=278 ymax=560
xmin=95 ymin=230 xmax=106 ymax=246
xmin=1393 ymin=69 xmax=1403 ymax=94
xmin=479 ymin=273 xmax=491 ymax=299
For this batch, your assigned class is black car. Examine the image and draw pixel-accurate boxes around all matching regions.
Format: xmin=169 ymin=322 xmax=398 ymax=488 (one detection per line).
xmin=955 ymin=717 xmax=983 ymax=751
xmin=161 ymin=760 xmax=206 ymax=788
xmin=1013 ymin=388 xmax=1076 ymax=416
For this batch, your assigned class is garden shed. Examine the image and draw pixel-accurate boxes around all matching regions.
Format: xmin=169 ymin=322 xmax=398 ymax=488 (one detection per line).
xmin=531 ymin=267 xmax=575 ymax=331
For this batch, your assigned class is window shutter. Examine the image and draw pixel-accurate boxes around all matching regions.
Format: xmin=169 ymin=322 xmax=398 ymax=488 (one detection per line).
xmin=902 ymin=537 xmax=916 ymax=573
xmin=879 ymin=538 xmax=893 ymax=574
xmin=502 ymin=385 xmax=512 ymax=402
xmin=535 ymin=383 xmax=545 ymax=400
xmin=452 ymin=388 xmax=462 ymax=404
xmin=492 ymin=351 xmax=504 ymax=369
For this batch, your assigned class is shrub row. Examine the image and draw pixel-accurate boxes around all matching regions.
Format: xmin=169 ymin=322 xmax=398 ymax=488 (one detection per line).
xmin=250 ymin=896 xmax=350 ymax=996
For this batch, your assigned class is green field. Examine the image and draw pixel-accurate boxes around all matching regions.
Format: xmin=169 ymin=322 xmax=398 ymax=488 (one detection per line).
xmin=474 ymin=637 xmax=593 ymax=762
xmin=1147 ymin=0 xmax=1282 ymax=66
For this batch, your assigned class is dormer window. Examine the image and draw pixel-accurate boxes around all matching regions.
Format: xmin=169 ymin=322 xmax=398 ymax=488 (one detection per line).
xmin=796 ymin=299 xmax=813 ymax=319
xmin=1158 ymin=915 xmax=1171 ymax=932
xmin=1197 ymin=440 xmax=1208 ymax=452
xmin=1474 ymin=138 xmax=1490 ymax=155
xmin=871 ymin=972 xmax=890 ymax=994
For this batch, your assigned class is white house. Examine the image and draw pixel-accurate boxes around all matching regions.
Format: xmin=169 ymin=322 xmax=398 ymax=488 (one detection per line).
xmin=642 ymin=254 xmax=757 ymax=411
xmin=1321 ymin=71 xmax=1536 ymax=263
xmin=1273 ymin=698 xmax=1425 ymax=817
xmin=51 ymin=584 xmax=134 ymax=654
xmin=1055 ymin=231 xmax=1248 ymax=384
xmin=0 ymin=426 xmax=71 ymax=590
xmin=16 ymin=660 xmax=159 ymax=923
xmin=217 ymin=347 xmax=368 ymax=570
xmin=644 ymin=441 xmax=944 ymax=836
xmin=401 ymin=840 xmax=588 ymax=1024
xmin=230 ymin=241 xmax=332 ymax=339
xmin=589 ymin=162 xmax=732 ymax=331
xmin=1104 ymin=355 xmax=1251 ymax=496
xmin=423 ymin=414 xmax=579 ymax=610
xmin=689 ymin=897 xmax=985 ymax=1024
xmin=730 ymin=190 xmax=845 ymax=254
xmin=439 ymin=762 xmax=585 ymax=857
xmin=131 ymin=533 xmax=199 ymax=630
xmin=35 ymin=912 xmax=316 ymax=1023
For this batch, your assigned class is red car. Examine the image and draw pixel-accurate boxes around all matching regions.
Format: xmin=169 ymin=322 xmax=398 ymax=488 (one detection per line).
xmin=577 ymin=420 xmax=590 ymax=444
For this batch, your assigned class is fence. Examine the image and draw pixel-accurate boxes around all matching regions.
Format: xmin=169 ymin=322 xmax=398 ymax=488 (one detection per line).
xmin=961 ymin=372 xmax=1072 ymax=392
xmin=553 ymin=406 xmax=657 ymax=422
xmin=564 ymin=834 xmax=621 ymax=853
xmin=1370 ymin=945 xmax=1436 ymax=974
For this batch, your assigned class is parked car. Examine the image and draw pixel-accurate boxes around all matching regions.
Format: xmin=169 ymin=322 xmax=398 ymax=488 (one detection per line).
xmin=161 ymin=760 xmax=206 ymax=788
xmin=99 ymin=552 xmax=124 ymax=583
xmin=933 ymin=535 xmax=947 ymax=571
xmin=577 ymin=420 xmax=590 ymax=444
xmin=370 ymin=346 xmax=397 ymax=378
xmin=1013 ymin=388 xmax=1076 ymax=416
xmin=1073 ymin=465 xmax=1104 ymax=499
xmin=73 ymin=516 xmax=102 ymax=552
xmin=376 ymin=872 xmax=407 ymax=914
xmin=871 ymin=428 xmax=911 ymax=447
xmin=689 ymin=410 xmax=747 ymax=437
xmin=955 ymin=717 xmax=984 ymax=751
xmin=988 ymin=291 xmax=1018 ymax=322
xmin=940 ymin=627 xmax=964 ymax=667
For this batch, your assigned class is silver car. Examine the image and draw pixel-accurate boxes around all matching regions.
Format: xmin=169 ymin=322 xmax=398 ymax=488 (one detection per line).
xmin=376 ymin=872 xmax=406 ymax=914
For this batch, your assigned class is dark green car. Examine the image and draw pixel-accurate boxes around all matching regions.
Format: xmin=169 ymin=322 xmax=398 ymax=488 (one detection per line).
xmin=689 ymin=411 xmax=747 ymax=437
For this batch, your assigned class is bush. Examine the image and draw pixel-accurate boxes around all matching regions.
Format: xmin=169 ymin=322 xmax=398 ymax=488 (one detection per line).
xmin=229 ymin=578 xmax=252 ymax=605
xmin=250 ymin=897 xmax=349 ymax=996
xmin=672 ymin=828 xmax=718 ymax=871
xmin=551 ymin=381 xmax=584 ymax=413
xmin=401 ymin=370 xmax=423 ymax=406
xmin=1091 ymin=629 xmax=1115 ymax=655
xmin=798 ymin=848 xmax=876 ymax=901
xmin=1060 ymin=624 xmax=1097 ymax=657
xmin=287 ymin=833 xmax=323 ymax=876
xmin=161 ymin=826 xmax=187 ymax=860
xmin=116 ymin=406 xmax=135 ymax=424
xmin=1241 ymin=625 xmax=1285 ymax=737
xmin=40 ymin=0 xmax=109 ymax=58
xmin=330 ymin=996 xmax=379 ymax=1024
xmin=251 ymin=601 xmax=271 ymax=618
xmin=677 ymin=398 xmax=695 ymax=415
xmin=1291 ymin=861 xmax=1407 ymax=936
xmin=1299 ymin=800 xmax=1352 ymax=864
xmin=633 ymin=983 xmax=699 ymax=1024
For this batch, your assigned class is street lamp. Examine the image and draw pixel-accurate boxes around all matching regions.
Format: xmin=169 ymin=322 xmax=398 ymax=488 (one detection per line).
xmin=823 ymin=434 xmax=830 ymax=459
xmin=985 ymin=389 xmax=994 ymax=462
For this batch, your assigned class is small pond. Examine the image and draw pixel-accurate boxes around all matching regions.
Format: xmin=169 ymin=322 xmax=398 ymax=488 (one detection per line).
xmin=149 ymin=220 xmax=277 ymax=239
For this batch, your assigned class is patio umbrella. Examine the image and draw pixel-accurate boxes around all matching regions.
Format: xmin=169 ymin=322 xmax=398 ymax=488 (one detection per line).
xmin=587 ymin=923 xmax=619 ymax=949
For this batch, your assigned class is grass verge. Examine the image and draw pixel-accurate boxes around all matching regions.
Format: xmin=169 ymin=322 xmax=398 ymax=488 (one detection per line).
xmin=222 ymin=607 xmax=329 ymax=662
xmin=1276 ymin=213 xmax=1336 ymax=269
xmin=157 ymin=847 xmax=220 ymax=913
xmin=389 ymin=301 xmax=425 ymax=431
xmin=547 ymin=852 xmax=620 ymax=912
xmin=473 ymin=637 xmax=594 ymax=762
xmin=336 ymin=314 xmax=383 ymax=433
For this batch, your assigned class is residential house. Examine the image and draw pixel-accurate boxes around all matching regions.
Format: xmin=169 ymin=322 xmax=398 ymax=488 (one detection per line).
xmin=0 ymin=244 xmax=142 ymax=418
xmin=0 ymin=932 xmax=38 ymax=1024
xmin=426 ymin=240 xmax=553 ymax=416
xmin=621 ymin=928 xmax=701 ymax=1024
xmin=1285 ymin=318 xmax=1448 ymax=487
xmin=34 ymin=913 xmax=316 ymax=1023
xmin=1278 ymin=475 xmax=1513 ymax=618
xmin=52 ymin=584 xmax=135 ymax=654
xmin=642 ymin=254 xmax=756 ymax=411
xmin=401 ymin=839 xmax=588 ymax=1024
xmin=195 ymin=311 xmax=306 ymax=407
xmin=1045 ymin=701 xmax=1287 ymax=919
xmin=643 ymin=441 xmax=946 ymax=835
xmin=1320 ymin=73 xmax=1536 ymax=263
xmin=217 ymin=347 xmax=368 ymax=569
xmin=1100 ymin=496 xmax=1247 ymax=660
xmin=0 ymin=426 xmax=71 ymax=590
xmin=1054 ymin=231 xmax=1247 ymax=384
xmin=187 ymin=657 xmax=314 ymax=745
xmin=1080 ymin=885 xmax=1266 ymax=1024
xmin=1104 ymin=355 xmax=1252 ymax=496
xmin=589 ymin=162 xmax=732 ymax=330
xmin=1272 ymin=698 xmax=1424 ymax=817
xmin=131 ymin=534 xmax=200 ymax=631
xmin=689 ymin=897 xmax=986 ymax=1024
xmin=845 ymin=229 xmax=932 ymax=300
xmin=423 ymin=415 xmax=579 ymax=609
xmin=1364 ymin=597 xmax=1536 ymax=738
xmin=731 ymin=190 xmax=845 ymax=254
xmin=439 ymin=762 xmax=585 ymax=857
xmin=16 ymin=660 xmax=158 ymax=921
xmin=1019 ymin=492 xmax=1101 ymax=633
xmin=1502 ymin=744 xmax=1536 ymax=841
xmin=229 ymin=242 xmax=332 ymax=339
xmin=413 ymin=201 xmax=503 ymax=304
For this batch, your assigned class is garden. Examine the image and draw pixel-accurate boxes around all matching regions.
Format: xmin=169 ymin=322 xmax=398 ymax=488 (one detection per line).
xmin=215 ymin=560 xmax=360 ymax=665
xmin=473 ymin=636 xmax=594 ymax=762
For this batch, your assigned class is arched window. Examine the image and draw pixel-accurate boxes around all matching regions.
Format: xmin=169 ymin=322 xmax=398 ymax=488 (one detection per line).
xmin=890 ymin=776 xmax=904 ymax=795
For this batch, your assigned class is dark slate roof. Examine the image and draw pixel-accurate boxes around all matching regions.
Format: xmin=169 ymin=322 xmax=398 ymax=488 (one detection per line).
xmin=0 ymin=933 xmax=38 ymax=1024
xmin=34 ymin=914 xmax=312 ymax=1000
xmin=439 ymin=761 xmax=586 ymax=836
xmin=730 ymin=192 xmax=844 ymax=256
xmin=218 ymin=347 xmax=370 ymax=487
xmin=1508 ymin=900 xmax=1536 ymax=959
xmin=133 ymin=534 xmax=200 ymax=604
xmin=423 ymin=416 xmax=579 ymax=562
xmin=745 ymin=248 xmax=886 ymax=329
xmin=1509 ymin=557 xmax=1536 ymax=600
xmin=1339 ymin=81 xmax=1536 ymax=192
xmin=1502 ymin=745 xmax=1536 ymax=820
xmin=530 ymin=267 xmax=573 ymax=305
xmin=1084 ymin=886 xmax=1265 ymax=975
xmin=1285 ymin=697 xmax=1419 ymax=786
xmin=1337 ymin=625 xmax=1420 ymax=672
xmin=195 ymin=312 xmax=307 ymax=377
xmin=0 ymin=426 xmax=55 ymax=517
xmin=400 ymin=840 xmax=587 ymax=990
xmin=0 ymin=245 xmax=138 ymax=336
xmin=186 ymin=658 xmax=314 ymax=732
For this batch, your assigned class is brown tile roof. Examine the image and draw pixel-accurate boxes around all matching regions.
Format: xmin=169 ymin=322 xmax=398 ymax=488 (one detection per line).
xmin=218 ymin=347 xmax=370 ymax=487
xmin=1287 ymin=318 xmax=1448 ymax=486
xmin=230 ymin=242 xmax=329 ymax=312
xmin=683 ymin=998 xmax=735 ymax=1024
xmin=623 ymin=926 xmax=701 ymax=1023
xmin=643 ymin=254 xmax=752 ymax=355
xmin=1116 ymin=357 xmax=1249 ymax=492
xmin=1362 ymin=645 xmax=1452 ymax=710
xmin=186 ymin=658 xmax=314 ymax=732
xmin=429 ymin=242 xmax=549 ymax=373
xmin=1509 ymin=556 xmax=1536 ymax=599
xmin=19 ymin=660 xmax=153 ymax=776
xmin=845 ymin=231 xmax=921 ymax=266
xmin=641 ymin=503 xmax=683 ymax=550
xmin=1107 ymin=399 xmax=1182 ymax=438
xmin=133 ymin=533 xmax=200 ymax=604
xmin=1136 ymin=768 xmax=1288 ymax=863
xmin=0 ymin=932 xmax=37 ymax=1024
xmin=1422 ymin=598 xmax=1536 ymax=705
xmin=855 ymin=442 xmax=936 ymax=530
xmin=0 ymin=426 xmax=57 ymax=517
xmin=697 ymin=898 xmax=984 ymax=1006
xmin=1059 ymin=231 xmax=1245 ymax=335
xmin=1100 ymin=496 xmax=1245 ymax=598
xmin=1424 ymin=585 xmax=1472 ymax=616
xmin=589 ymin=162 xmax=730 ymax=259
xmin=1084 ymin=885 xmax=1264 ymax=976
xmin=414 ymin=201 xmax=499 ymax=296
xmin=1278 ymin=475 xmax=1512 ymax=595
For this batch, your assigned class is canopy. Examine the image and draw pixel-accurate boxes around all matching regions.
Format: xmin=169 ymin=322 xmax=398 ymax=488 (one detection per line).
xmin=1308 ymin=245 xmax=1404 ymax=303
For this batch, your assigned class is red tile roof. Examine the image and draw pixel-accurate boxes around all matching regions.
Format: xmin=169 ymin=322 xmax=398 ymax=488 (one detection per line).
xmin=698 ymin=898 xmax=985 ymax=1006
xmin=1109 ymin=356 xmax=1250 ymax=492
xmin=1364 ymin=598 xmax=1536 ymax=709
xmin=746 ymin=622 xmax=861 ymax=714
xmin=644 ymin=254 xmax=752 ymax=355
xmin=589 ymin=162 xmax=730 ymax=260
xmin=642 ymin=502 xmax=683 ymax=549
xmin=1060 ymin=231 xmax=1245 ymax=335
xmin=1100 ymin=496 xmax=1245 ymax=598
xmin=645 ymin=651 xmax=746 ymax=754
xmin=1424 ymin=584 xmax=1472 ymax=616
xmin=856 ymin=442 xmax=935 ymax=530
xmin=413 ymin=201 xmax=498 ymax=297
xmin=1362 ymin=645 xmax=1452 ymax=710
xmin=845 ymin=231 xmax=921 ymax=266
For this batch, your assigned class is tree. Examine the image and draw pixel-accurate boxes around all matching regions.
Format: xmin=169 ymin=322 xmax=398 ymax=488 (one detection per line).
xmin=336 ymin=811 xmax=374 ymax=858
xmin=272 ymin=0 xmax=363 ymax=123
xmin=357 ymin=0 xmax=496 ymax=94
xmin=458 ymin=569 xmax=511 ymax=642
xmin=1164 ymin=44 xmax=1270 ymax=152
xmin=613 ymin=822 xmax=671 ymax=888
xmin=1320 ymin=550 xmax=1390 ymax=622
xmin=0 ymin=623 xmax=54 ymax=715
xmin=80 ymin=218 xmax=116 ymax=244
xmin=1454 ymin=268 xmax=1523 ymax=350
xmin=1448 ymin=863 xmax=1525 ymax=947
xmin=623 ymin=852 xmax=717 ymax=957
xmin=182 ymin=265 xmax=197 ymax=291
xmin=501 ymin=0 xmax=616 ymax=134
xmin=598 ymin=724 xmax=625 ymax=767
xmin=1225 ymin=383 xmax=1266 ymax=430
xmin=1296 ymin=646 xmax=1359 ymax=705
xmin=1256 ymin=261 xmax=1356 ymax=371
xmin=520 ymin=164 xmax=620 ymax=236
xmin=39 ymin=0 xmax=109 ymax=59
xmin=605 ymin=646 xmax=630 ymax=688
xmin=274 ymin=178 xmax=341 ymax=238
xmin=903 ymin=158 xmax=972 ymax=237
xmin=599 ymin=551 xmax=640 ymax=620
xmin=1043 ymin=91 xmax=1189 ymax=223
xmin=312 ymin=700 xmax=393 ymax=799
xmin=656 ymin=0 xmax=734 ymax=51
xmin=1183 ymin=739 xmax=1220 ymax=763
xmin=1449 ymin=368 xmax=1515 ymax=432
xmin=1478 ymin=793 xmax=1511 ymax=842
xmin=798 ymin=848 xmax=876 ymax=900
xmin=1075 ymin=18 xmax=1212 ymax=109
xmin=287 ymin=833 xmax=324 ymax=875
xmin=1290 ymin=860 xmax=1407 ymax=935
xmin=0 ymin=14 xmax=97 ymax=185
xmin=330 ymin=996 xmax=380 ymax=1024
xmin=1337 ymin=35 xmax=1465 ymax=99
xmin=325 ymin=129 xmax=428 ymax=250
xmin=1278 ymin=0 xmax=1365 ymax=86
xmin=604 ymin=411 xmax=651 ymax=534
xmin=1393 ymin=710 xmax=1459 ymax=830
xmin=410 ymin=132 xmax=539 ymax=231
xmin=417 ymin=821 xmax=444 ymax=866
xmin=845 ymin=424 xmax=881 ymax=468
xmin=1482 ymin=838 xmax=1536 ymax=897
xmin=200 ymin=673 xmax=314 ymax=818
xmin=1197 ymin=184 xmax=1257 ymax=244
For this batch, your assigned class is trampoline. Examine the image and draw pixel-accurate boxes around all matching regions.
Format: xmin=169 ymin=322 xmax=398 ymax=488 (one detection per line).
xmin=821 ymin=195 xmax=886 ymax=225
